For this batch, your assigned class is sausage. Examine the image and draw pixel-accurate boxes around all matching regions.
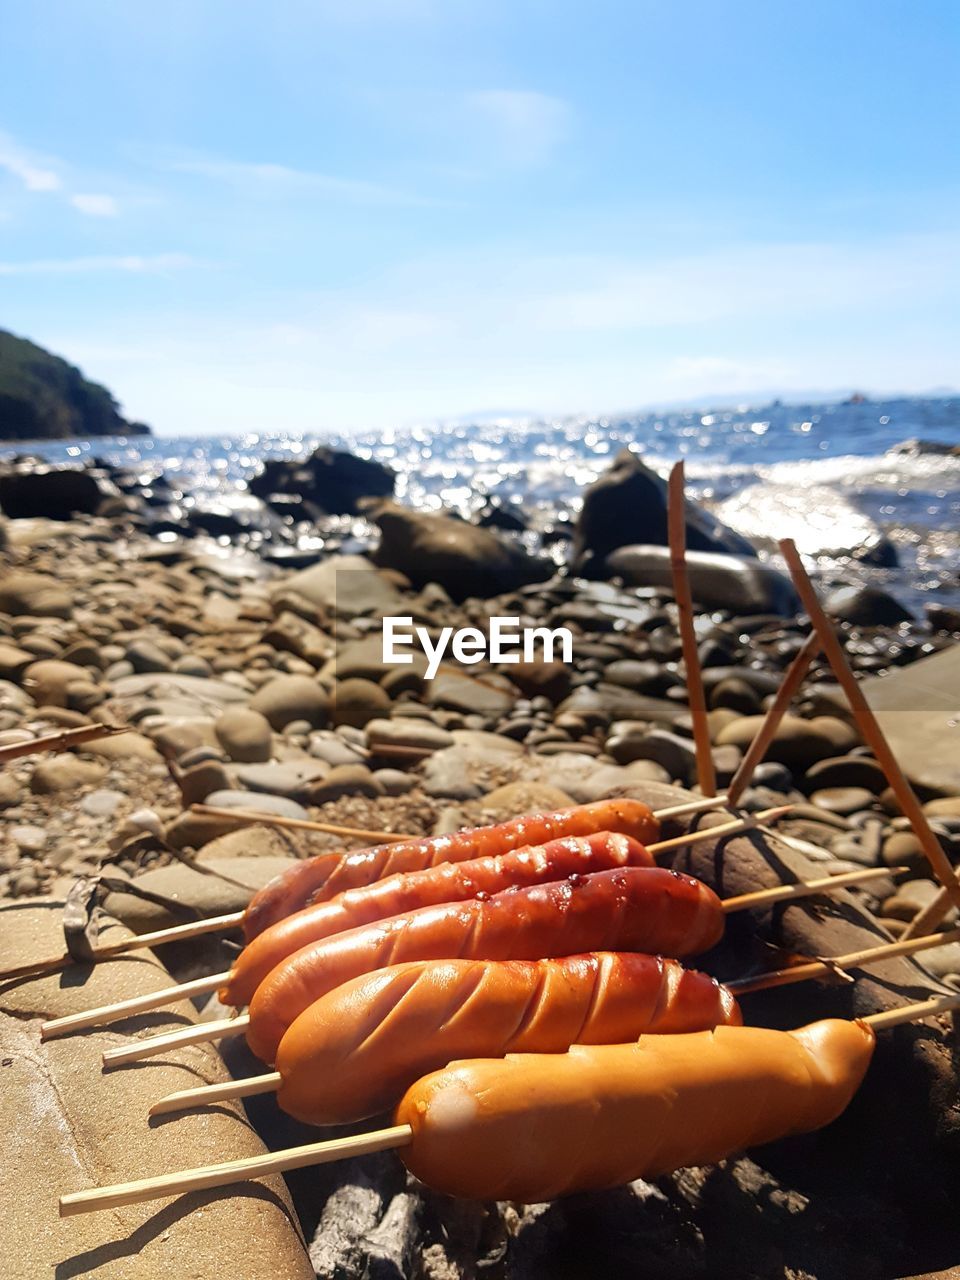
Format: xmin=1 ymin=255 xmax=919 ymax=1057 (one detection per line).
xmin=395 ymin=1019 xmax=876 ymax=1201
xmin=246 ymin=867 xmax=723 ymax=1062
xmin=275 ymin=953 xmax=742 ymax=1125
xmin=243 ymin=798 xmax=660 ymax=940
xmin=224 ymin=832 xmax=655 ymax=1007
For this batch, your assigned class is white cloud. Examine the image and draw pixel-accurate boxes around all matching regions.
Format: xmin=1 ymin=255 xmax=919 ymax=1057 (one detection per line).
xmin=168 ymin=152 xmax=427 ymax=205
xmin=70 ymin=192 xmax=120 ymax=217
xmin=0 ymin=252 xmax=195 ymax=276
xmin=0 ymin=134 xmax=61 ymax=192
xmin=464 ymin=90 xmax=571 ymax=166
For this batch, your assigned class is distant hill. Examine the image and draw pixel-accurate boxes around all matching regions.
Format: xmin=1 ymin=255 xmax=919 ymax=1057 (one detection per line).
xmin=0 ymin=328 xmax=150 ymax=440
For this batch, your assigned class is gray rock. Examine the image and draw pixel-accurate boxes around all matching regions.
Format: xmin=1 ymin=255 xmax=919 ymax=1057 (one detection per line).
xmin=824 ymin=585 xmax=914 ymax=626
xmin=234 ymin=759 xmax=330 ymax=798
xmin=863 ymin=643 xmax=960 ymax=797
xmin=79 ymin=788 xmax=125 ymax=818
xmin=307 ymin=764 xmax=384 ymax=803
xmin=373 ymin=768 xmax=418 ymax=796
xmin=371 ymin=501 xmax=550 ymax=601
xmin=204 ymin=789 xmax=309 ymax=820
xmin=249 ymin=444 xmax=395 ymax=514
xmin=804 ymin=755 xmax=888 ymax=794
xmin=0 ymin=465 xmax=106 ymax=518
xmin=215 ymin=706 xmax=274 ymax=762
xmin=30 ymin=755 xmax=107 ymax=794
xmin=249 ymin=673 xmax=329 ymax=729
xmin=104 ymin=855 xmax=300 ymax=930
xmin=0 ymin=571 xmax=72 ymax=618
xmin=426 ymin=671 xmax=515 ymax=719
xmin=126 ymin=638 xmax=173 ymax=673
xmin=274 ymin=553 xmax=405 ymax=619
xmin=605 ymin=544 xmax=798 ymax=616
xmin=332 ymin=677 xmax=392 ymax=728
xmin=365 ymin=718 xmax=454 ymax=753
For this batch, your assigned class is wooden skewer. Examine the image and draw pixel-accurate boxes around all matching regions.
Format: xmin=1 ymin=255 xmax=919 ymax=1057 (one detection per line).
xmin=667 ymin=461 xmax=716 ymax=797
xmin=779 ymin=538 xmax=960 ymax=913
xmin=16 ymin=794 xmax=736 ymax=989
xmin=900 ymin=885 xmax=958 ymax=941
xmin=148 ymin=910 xmax=944 ymax=1118
xmin=725 ymin=631 xmax=821 ymax=805
xmin=727 ymin=923 xmax=960 ymax=995
xmin=40 ymin=971 xmax=230 ymax=1041
xmin=103 ymin=857 xmax=897 ymax=1071
xmin=61 ymin=991 xmax=960 ymax=1218
xmin=0 ymin=721 xmax=127 ymax=762
xmin=191 ymin=805 xmax=414 ymax=843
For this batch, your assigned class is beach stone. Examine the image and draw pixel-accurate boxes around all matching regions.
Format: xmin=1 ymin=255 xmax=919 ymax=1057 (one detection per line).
xmin=30 ymin=755 xmax=107 ymax=795
xmin=249 ymin=673 xmax=329 ymax=729
xmin=716 ymin=714 xmax=851 ymax=769
xmin=372 ymin=502 xmax=550 ymax=601
xmin=125 ymin=637 xmax=173 ymax=673
xmin=274 ymin=553 xmax=404 ymax=619
xmin=197 ymin=822 xmax=310 ymax=860
xmin=178 ymin=759 xmax=233 ymax=805
xmin=883 ymin=878 xmax=943 ymax=922
xmin=602 ymin=659 xmax=676 ymax=696
xmin=0 ymin=774 xmax=22 ymax=808
xmin=233 ymin=759 xmax=329 ymax=798
xmin=824 ymin=585 xmax=914 ymax=626
xmin=809 ymin=786 xmax=878 ymax=817
xmin=250 ymin=444 xmax=394 ymax=514
xmin=882 ymin=830 xmax=925 ymax=870
xmin=924 ymin=797 xmax=960 ymax=820
xmin=0 ymin=641 xmax=33 ymax=680
xmin=427 ymin=671 xmax=515 ymax=719
xmin=709 ymin=676 xmax=761 ymax=715
xmin=306 ymin=763 xmax=384 ymax=803
xmin=215 ymin=706 xmax=273 ymax=762
xmin=110 ymin=671 xmax=249 ymax=706
xmin=365 ymin=717 xmax=454 ymax=753
xmin=204 ymin=790 xmax=309 ymax=821
xmin=0 ymin=571 xmax=72 ymax=618
xmin=308 ymin=732 xmax=366 ymax=767
xmin=22 ymin=659 xmax=91 ymax=707
xmin=572 ymin=449 xmax=755 ymax=569
xmin=863 ymin=643 xmax=960 ymax=796
xmin=477 ymin=780 xmax=575 ymax=819
xmin=373 ymin=768 xmax=417 ymax=796
xmin=333 ymin=633 xmax=425 ymax=682
xmin=10 ymin=824 xmax=47 ymax=854
xmin=604 ymin=544 xmax=798 ymax=616
xmin=0 ymin=465 xmax=106 ymax=518
xmin=506 ymin=659 xmax=572 ymax=703
xmin=79 ymin=788 xmax=125 ymax=818
xmin=804 ymin=755 xmax=888 ymax=794
xmin=105 ymin=855 xmax=298 ymax=930
xmin=332 ymin=677 xmax=392 ymax=728
xmin=80 ymin=730 xmax=162 ymax=763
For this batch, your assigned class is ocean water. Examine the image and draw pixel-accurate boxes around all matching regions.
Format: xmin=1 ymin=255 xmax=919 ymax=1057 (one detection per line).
xmin=4 ymin=395 xmax=959 ymax=613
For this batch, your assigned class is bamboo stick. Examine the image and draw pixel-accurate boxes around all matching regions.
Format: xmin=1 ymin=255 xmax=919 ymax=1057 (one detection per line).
xmin=900 ymin=885 xmax=958 ymax=941
xmin=725 ymin=632 xmax=821 ymax=805
xmin=40 ymin=972 xmax=230 ymax=1041
xmin=103 ymin=1014 xmax=249 ymax=1068
xmin=667 ymin=462 xmax=716 ymax=797
xmin=151 ymin=1071 xmax=282 ymax=1117
xmin=61 ymin=993 xmax=960 ymax=1218
xmin=0 ymin=721 xmax=127 ymax=762
xmin=728 ymin=924 xmax=960 ymax=995
xmin=779 ymin=538 xmax=960 ymax=913
xmin=720 ymin=864 xmax=906 ymax=913
xmin=192 ymin=805 xmax=413 ymax=843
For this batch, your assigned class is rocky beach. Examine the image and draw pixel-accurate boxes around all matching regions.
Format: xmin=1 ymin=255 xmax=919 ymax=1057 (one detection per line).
xmin=1 ymin=441 xmax=960 ymax=1278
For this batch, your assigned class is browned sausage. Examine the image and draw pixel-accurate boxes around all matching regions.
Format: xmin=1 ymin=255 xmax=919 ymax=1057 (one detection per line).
xmin=243 ymin=798 xmax=660 ymax=939
xmin=223 ymin=832 xmax=655 ymax=1006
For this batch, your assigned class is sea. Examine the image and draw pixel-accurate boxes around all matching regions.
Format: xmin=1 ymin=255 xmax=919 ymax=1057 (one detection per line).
xmin=4 ymin=395 xmax=959 ymax=615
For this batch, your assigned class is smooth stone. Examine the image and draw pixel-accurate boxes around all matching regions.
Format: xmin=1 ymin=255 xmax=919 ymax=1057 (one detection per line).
xmin=426 ymin=671 xmax=515 ymax=719
xmin=421 ymin=755 xmax=482 ymax=800
xmin=709 ymin=677 xmax=761 ymax=715
xmin=882 ymin=830 xmax=925 ymax=870
xmin=215 ymin=706 xmax=273 ymax=763
xmin=204 ymin=790 xmax=309 ymax=820
xmin=105 ymin=856 xmax=300 ymax=930
xmin=30 ymin=756 xmax=107 ymax=795
xmin=365 ymin=718 xmax=454 ymax=753
xmin=0 ymin=641 xmax=34 ymax=680
xmin=602 ymin=659 xmax=677 ymax=696
xmin=273 ymin=553 xmax=405 ymax=618
xmin=475 ymin=780 xmax=575 ymax=819
xmin=824 ymin=585 xmax=914 ymax=626
xmin=0 ymin=900 xmax=313 ymax=1280
xmin=373 ymin=768 xmax=418 ymax=796
xmin=126 ymin=638 xmax=173 ymax=673
xmin=77 ymin=730 xmax=162 ymax=763
xmin=249 ymin=673 xmax=329 ymax=730
xmin=306 ymin=764 xmax=384 ymax=803
xmin=809 ymin=786 xmax=878 ymax=817
xmin=22 ymin=658 xmax=92 ymax=707
xmin=332 ymin=677 xmax=392 ymax=728
xmin=557 ymin=685 xmax=686 ymax=729
xmin=233 ymin=760 xmax=329 ymax=799
xmin=716 ymin=714 xmax=856 ymax=768
xmin=79 ymin=788 xmax=125 ymax=818
xmin=506 ymin=660 xmax=572 ymax=704
xmin=308 ymin=732 xmax=367 ymax=767
xmin=882 ymin=878 xmax=944 ymax=922
xmin=604 ymin=544 xmax=797 ymax=616
xmin=752 ymin=761 xmax=796 ymax=793
xmin=110 ymin=671 xmax=249 ymax=705
xmin=804 ymin=755 xmax=888 ymax=794
xmin=178 ymin=760 xmax=233 ymax=805
xmin=330 ymin=634 xmax=427 ymax=684
xmin=924 ymin=797 xmax=960 ymax=820
xmin=10 ymin=824 xmax=47 ymax=854
xmin=0 ymin=571 xmax=72 ymax=618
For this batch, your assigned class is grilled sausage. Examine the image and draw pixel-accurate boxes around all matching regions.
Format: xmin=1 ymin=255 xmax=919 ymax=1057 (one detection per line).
xmin=246 ymin=867 xmax=723 ymax=1062
xmin=224 ymin=832 xmax=655 ymax=1007
xmin=275 ymin=953 xmax=742 ymax=1124
xmin=243 ymin=798 xmax=660 ymax=939
xmin=395 ymin=1019 xmax=876 ymax=1201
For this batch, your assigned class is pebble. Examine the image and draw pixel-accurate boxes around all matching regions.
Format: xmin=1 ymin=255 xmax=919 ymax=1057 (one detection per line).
xmin=215 ymin=707 xmax=274 ymax=763
xmin=29 ymin=756 xmax=107 ymax=795
xmin=178 ymin=760 xmax=233 ymax=805
xmin=203 ymin=790 xmax=309 ymax=820
xmin=373 ymin=768 xmax=417 ymax=796
xmin=331 ymin=678 xmax=392 ymax=729
xmin=804 ymin=755 xmax=888 ymax=794
xmin=307 ymin=764 xmax=384 ymax=803
xmin=126 ymin=639 xmax=173 ymax=673
xmin=233 ymin=760 xmax=330 ymax=798
xmin=883 ymin=878 xmax=943 ymax=922
xmin=79 ymin=788 xmax=126 ymax=819
xmin=709 ymin=677 xmax=761 ymax=715
xmin=365 ymin=718 xmax=454 ymax=753
xmin=808 ymin=787 xmax=878 ymax=817
xmin=249 ymin=673 xmax=329 ymax=729
xmin=10 ymin=824 xmax=47 ymax=854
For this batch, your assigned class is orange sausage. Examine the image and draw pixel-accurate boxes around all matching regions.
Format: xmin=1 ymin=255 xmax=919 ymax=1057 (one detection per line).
xmin=223 ymin=832 xmax=654 ymax=1006
xmin=243 ymin=798 xmax=659 ymax=939
xmin=275 ymin=953 xmax=742 ymax=1124
xmin=246 ymin=867 xmax=723 ymax=1062
xmin=396 ymin=1019 xmax=876 ymax=1201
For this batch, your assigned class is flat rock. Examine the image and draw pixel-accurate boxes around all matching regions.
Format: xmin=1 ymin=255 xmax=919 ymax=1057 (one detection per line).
xmin=426 ymin=670 xmax=515 ymax=719
xmin=109 ymin=672 xmax=249 ymax=705
xmin=204 ymin=789 xmax=310 ymax=821
xmin=30 ymin=755 xmax=107 ymax=794
xmin=233 ymin=759 xmax=329 ymax=798
xmin=716 ymin=714 xmax=854 ymax=769
xmin=863 ymin=644 xmax=960 ymax=796
xmin=104 ymin=855 xmax=300 ymax=931
xmin=0 ymin=899 xmax=312 ymax=1280
xmin=604 ymin=544 xmax=798 ymax=616
xmin=273 ymin=553 xmax=404 ymax=619
xmin=365 ymin=718 xmax=454 ymax=753
xmin=249 ymin=674 xmax=329 ymax=730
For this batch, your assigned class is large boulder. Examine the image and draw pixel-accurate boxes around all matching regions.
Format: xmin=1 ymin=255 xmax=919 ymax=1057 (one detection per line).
xmin=248 ymin=446 xmax=394 ymax=515
xmin=0 ymin=465 xmax=108 ymax=518
xmin=604 ymin=544 xmax=799 ymax=616
xmin=0 ymin=899 xmax=313 ymax=1280
xmin=371 ymin=502 xmax=550 ymax=601
xmin=573 ymin=449 xmax=755 ymax=570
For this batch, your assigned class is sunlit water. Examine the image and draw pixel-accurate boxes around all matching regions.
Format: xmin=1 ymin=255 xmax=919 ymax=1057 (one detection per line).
xmin=4 ymin=395 xmax=959 ymax=614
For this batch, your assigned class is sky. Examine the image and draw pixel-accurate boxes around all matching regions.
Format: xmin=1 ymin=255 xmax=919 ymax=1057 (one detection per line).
xmin=0 ymin=0 xmax=958 ymax=435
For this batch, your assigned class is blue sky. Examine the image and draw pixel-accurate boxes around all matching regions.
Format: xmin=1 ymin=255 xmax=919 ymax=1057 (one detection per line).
xmin=0 ymin=0 xmax=957 ymax=434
